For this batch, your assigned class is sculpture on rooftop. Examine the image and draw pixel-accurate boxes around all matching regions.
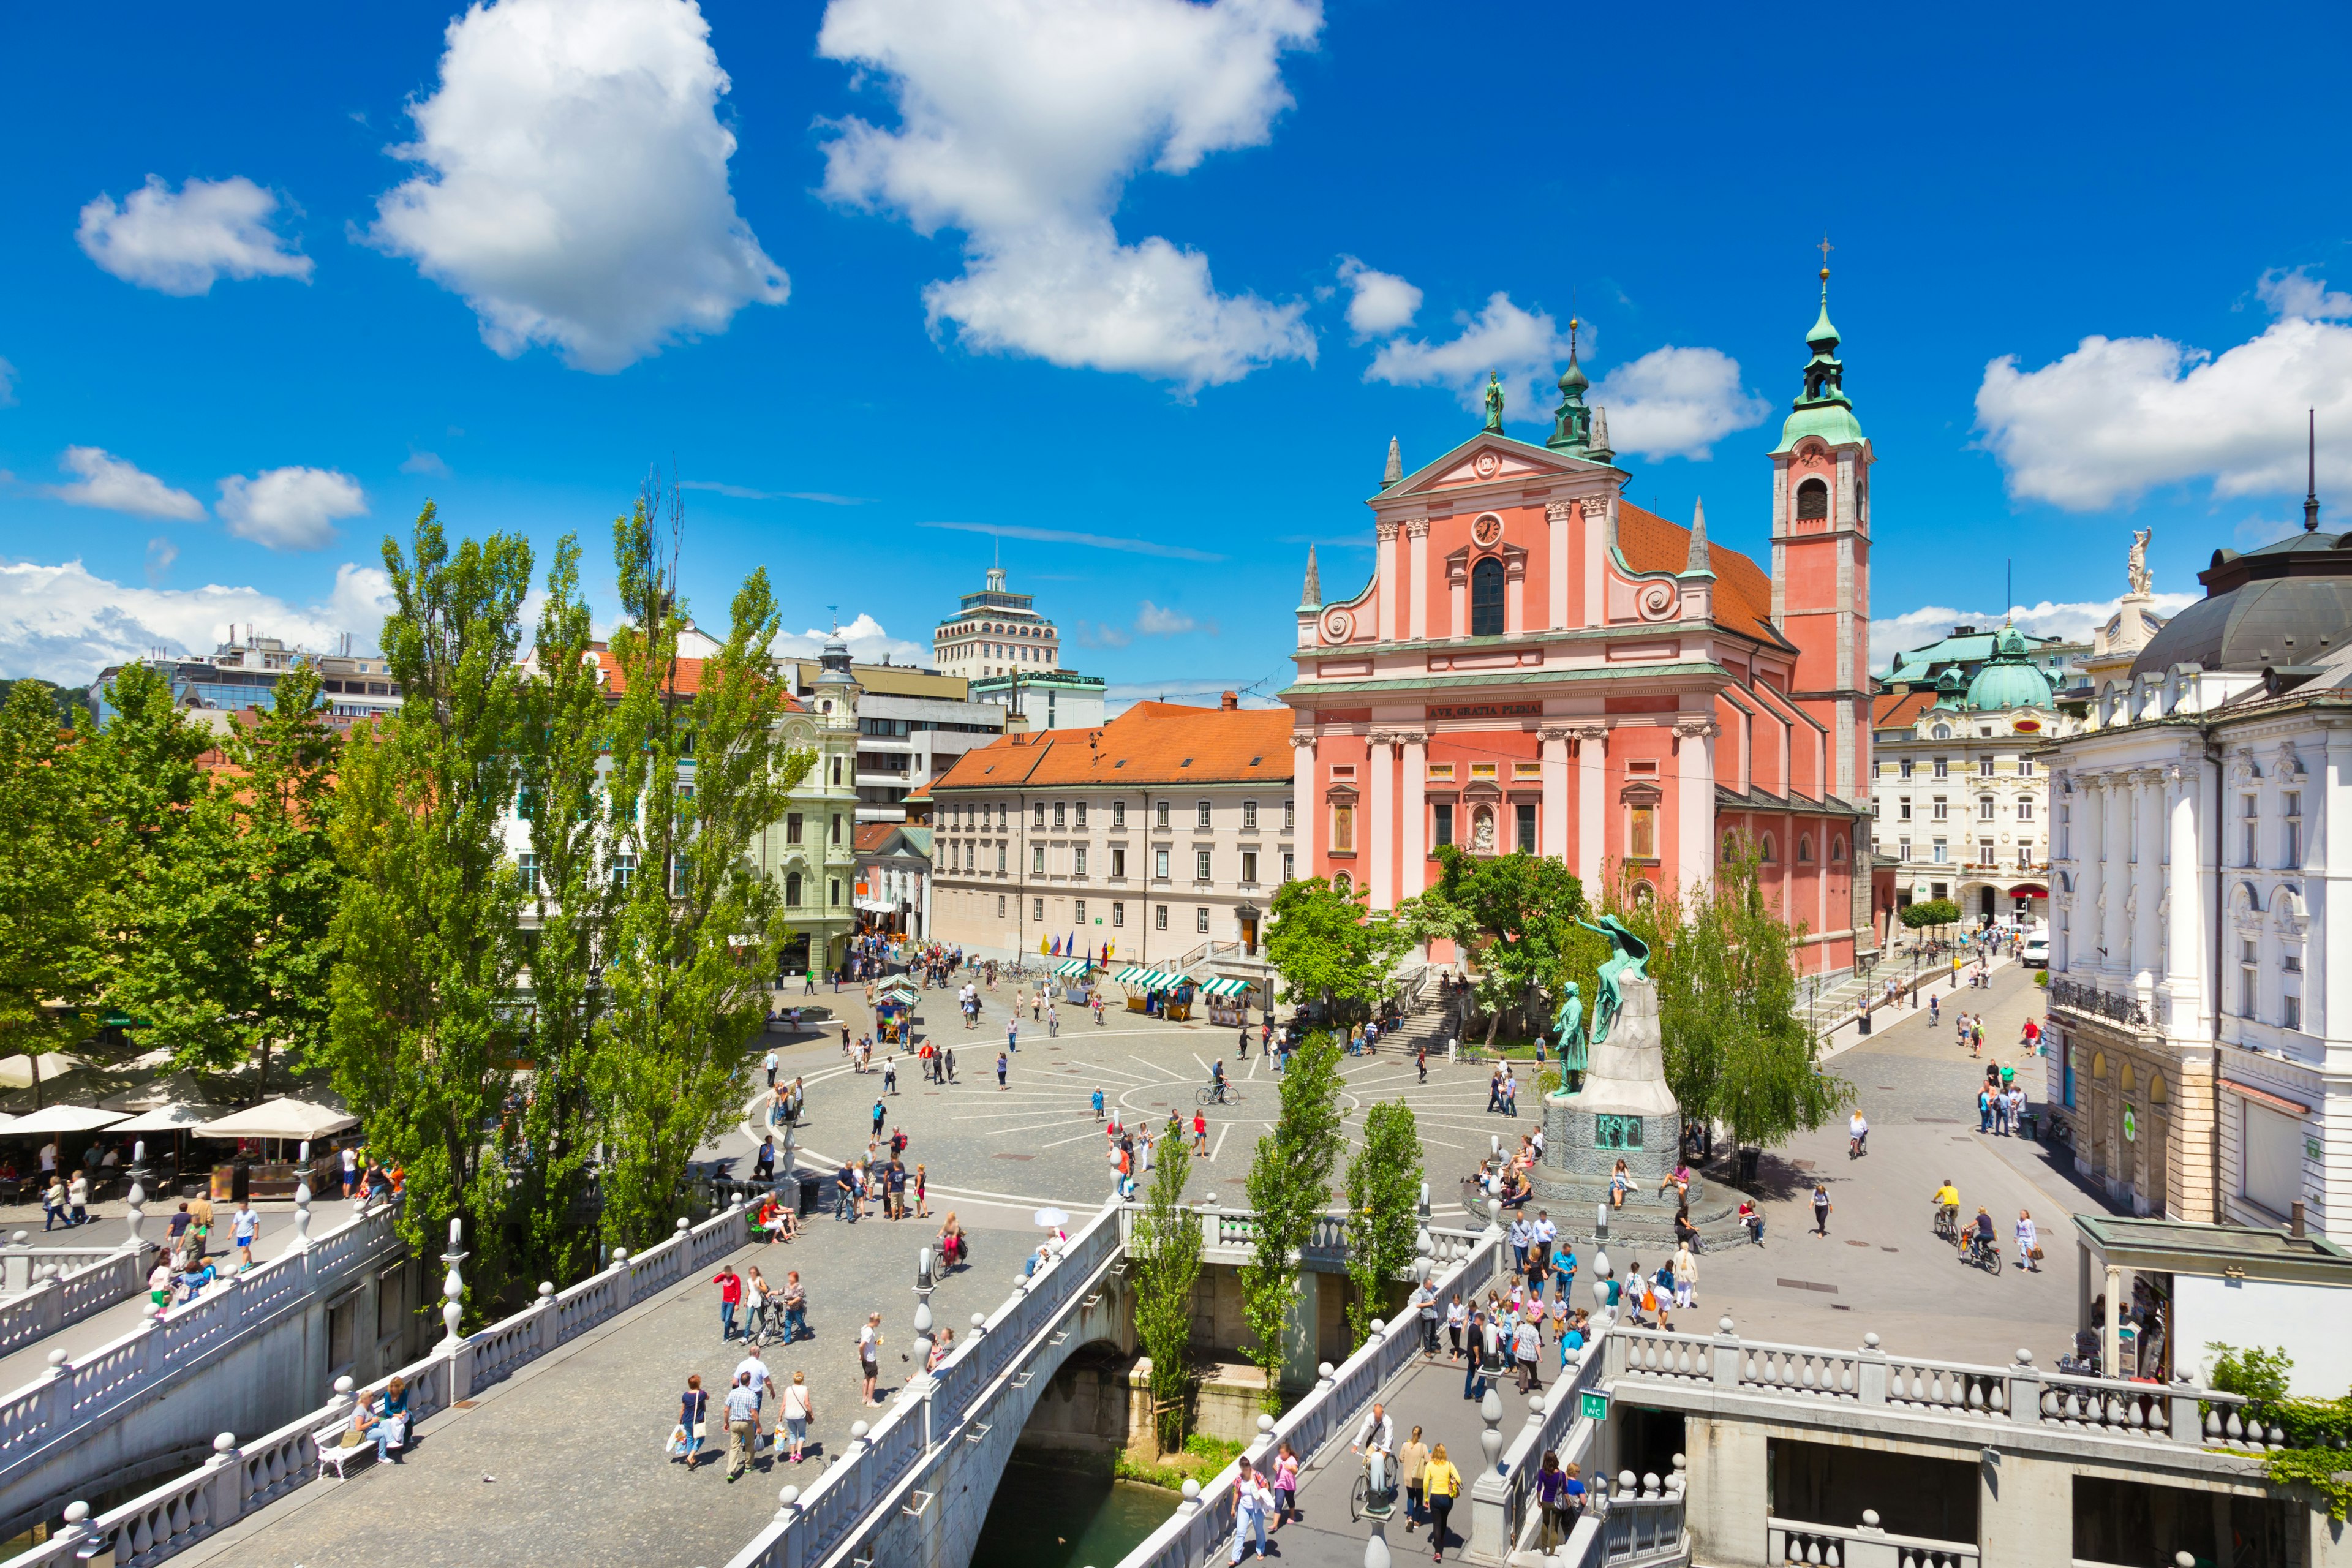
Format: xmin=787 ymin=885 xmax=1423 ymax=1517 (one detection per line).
xmin=2127 ymin=529 xmax=2153 ymax=597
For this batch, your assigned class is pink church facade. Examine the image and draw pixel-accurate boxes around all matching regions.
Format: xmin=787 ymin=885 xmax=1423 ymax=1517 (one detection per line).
xmin=1280 ymin=285 xmax=1880 ymax=976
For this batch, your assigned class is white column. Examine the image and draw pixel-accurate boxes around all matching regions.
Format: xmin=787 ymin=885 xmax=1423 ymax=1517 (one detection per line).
xmin=1400 ymin=732 xmax=1428 ymax=900
xmin=1539 ymin=726 xmax=1570 ymax=867
xmin=1582 ymin=500 xmax=1607 ymax=627
xmin=1545 ymin=502 xmax=1570 ymax=630
xmin=1576 ymin=724 xmax=1608 ymax=889
xmin=2071 ymin=777 xmax=2102 ymax=980
xmin=1377 ymin=522 xmax=1400 ymax=644
xmin=1408 ymin=521 xmax=1430 ymax=643
xmin=1369 ymin=732 xmax=1396 ymax=911
xmin=1291 ymin=733 xmax=1317 ymax=876
xmin=2102 ymin=776 xmax=2131 ymax=983
xmin=2166 ymin=760 xmax=2205 ymax=1039
xmin=2133 ymin=770 xmax=2163 ymax=1005
xmin=1675 ymin=717 xmax=1716 ymax=900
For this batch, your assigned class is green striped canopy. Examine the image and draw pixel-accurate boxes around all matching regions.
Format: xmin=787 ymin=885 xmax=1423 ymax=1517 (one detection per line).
xmin=1050 ymin=959 xmax=1092 ymax=977
xmin=1196 ymin=978 xmax=1253 ymax=999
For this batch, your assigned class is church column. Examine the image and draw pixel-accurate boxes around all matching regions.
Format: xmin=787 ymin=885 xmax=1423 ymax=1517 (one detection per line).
xmin=1545 ymin=502 xmax=1570 ymax=630
xmin=1400 ymin=731 xmax=1429 ymax=900
xmin=1291 ymin=733 xmax=1317 ymax=875
xmin=1377 ymin=522 xmax=1400 ymax=643
xmin=1369 ymin=731 xmax=1396 ymax=911
xmin=1575 ymin=724 xmax=1608 ymax=889
xmin=1539 ymin=726 xmax=1571 ymax=869
xmin=2133 ymin=769 xmax=2163 ymax=1005
xmin=1674 ymin=717 xmax=1716 ymax=900
xmin=2165 ymin=759 xmax=2205 ymax=1039
xmin=1407 ymin=521 xmax=1430 ymax=642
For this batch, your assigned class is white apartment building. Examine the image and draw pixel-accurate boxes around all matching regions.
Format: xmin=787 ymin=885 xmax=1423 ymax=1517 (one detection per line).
xmin=782 ymin=658 xmax=1005 ymax=824
xmin=2043 ymin=502 xmax=2352 ymax=1237
xmin=926 ymin=697 xmax=1294 ymax=968
xmin=932 ymin=567 xmax=1066 ymax=680
xmin=1870 ymin=626 xmax=2056 ymax=926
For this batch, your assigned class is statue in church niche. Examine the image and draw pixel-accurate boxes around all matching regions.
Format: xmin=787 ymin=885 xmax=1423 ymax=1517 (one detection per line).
xmin=2127 ymin=529 xmax=2153 ymax=596
xmin=1471 ymin=806 xmax=1496 ymax=853
xmin=1551 ymin=982 xmax=1588 ymax=1079
xmin=1575 ymin=914 xmax=1651 ymax=1045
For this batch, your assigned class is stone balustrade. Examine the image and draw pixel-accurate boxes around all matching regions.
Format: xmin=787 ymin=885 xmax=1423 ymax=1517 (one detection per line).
xmin=1766 ymin=1510 xmax=1979 ymax=1567
xmin=0 ymin=1253 xmax=146 ymax=1359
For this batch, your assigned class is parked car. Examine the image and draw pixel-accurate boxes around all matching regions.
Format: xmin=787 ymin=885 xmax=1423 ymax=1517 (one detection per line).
xmin=2021 ymin=935 xmax=2050 ymax=968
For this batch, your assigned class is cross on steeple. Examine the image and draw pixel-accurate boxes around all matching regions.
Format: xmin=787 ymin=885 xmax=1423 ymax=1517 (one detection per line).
xmin=1817 ymin=233 xmax=1834 ymax=271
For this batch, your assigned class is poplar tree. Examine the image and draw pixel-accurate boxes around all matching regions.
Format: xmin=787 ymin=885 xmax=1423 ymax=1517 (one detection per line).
xmin=590 ymin=488 xmax=811 ymax=1248
xmin=1343 ymin=1099 xmax=1423 ymax=1348
xmin=0 ymin=682 xmax=98 ymax=1107
xmin=326 ymin=507 xmax=535 ymax=1313
xmin=1239 ymin=1029 xmax=1344 ymax=1409
xmin=1131 ymin=1124 xmax=1203 ymax=1452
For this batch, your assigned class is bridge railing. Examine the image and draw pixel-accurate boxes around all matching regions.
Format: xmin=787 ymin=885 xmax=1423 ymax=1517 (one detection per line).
xmin=725 ymin=1197 xmax=1128 ymax=1568
xmin=1484 ymin=1316 xmax=1611 ymax=1555
xmin=1114 ymin=1227 xmax=1502 ymax=1568
xmin=0 ymin=1202 xmax=752 ymax=1568
xmin=0 ymin=1204 xmax=405 ymax=1476
xmin=1607 ymin=1319 xmax=2269 ymax=1450
xmin=0 ymin=1253 xmax=146 ymax=1360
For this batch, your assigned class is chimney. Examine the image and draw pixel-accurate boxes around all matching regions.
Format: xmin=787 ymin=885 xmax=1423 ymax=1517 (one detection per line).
xmin=2293 ymin=1200 xmax=2308 ymax=1238
xmin=1220 ymin=691 xmax=1238 ymax=711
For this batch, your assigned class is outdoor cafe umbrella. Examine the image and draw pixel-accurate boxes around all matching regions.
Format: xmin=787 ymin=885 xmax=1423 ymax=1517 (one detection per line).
xmin=2 ymin=1105 xmax=129 ymax=1136
xmin=113 ymin=1102 xmax=231 ymax=1133
xmin=192 ymin=1098 xmax=358 ymax=1142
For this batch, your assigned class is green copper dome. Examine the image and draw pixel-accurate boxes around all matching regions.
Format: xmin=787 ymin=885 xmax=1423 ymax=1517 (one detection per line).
xmin=1964 ymin=627 xmax=2054 ymax=712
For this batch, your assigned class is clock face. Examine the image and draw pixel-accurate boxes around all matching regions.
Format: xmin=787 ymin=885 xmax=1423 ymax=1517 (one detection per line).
xmin=1471 ymin=513 xmax=1504 ymax=548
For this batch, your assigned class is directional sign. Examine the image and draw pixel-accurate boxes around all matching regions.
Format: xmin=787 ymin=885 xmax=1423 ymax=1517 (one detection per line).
xmin=1580 ymin=1390 xmax=1611 ymax=1421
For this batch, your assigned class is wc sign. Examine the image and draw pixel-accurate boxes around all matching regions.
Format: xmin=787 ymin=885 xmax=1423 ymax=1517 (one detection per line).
xmin=1580 ymin=1390 xmax=1611 ymax=1421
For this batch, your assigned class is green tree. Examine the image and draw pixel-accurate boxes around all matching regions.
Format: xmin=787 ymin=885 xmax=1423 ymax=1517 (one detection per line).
xmin=1239 ymin=1029 xmax=1344 ymax=1409
xmin=1132 ymin=1121 xmax=1204 ymax=1452
xmin=82 ymin=663 xmax=211 ymax=1025
xmin=1409 ymin=845 xmax=1589 ymax=1047
xmin=1648 ymin=846 xmax=1851 ymax=1149
xmin=1900 ymin=899 xmax=1961 ymax=941
xmin=116 ymin=666 xmax=343 ymax=1098
xmin=509 ymin=535 xmax=612 ymax=1287
xmin=0 ymin=678 xmax=92 ymax=732
xmin=326 ymin=506 xmax=536 ymax=1316
xmin=0 ymin=682 xmax=99 ymax=1106
xmin=1343 ymin=1099 xmax=1423 ymax=1349
xmin=590 ymin=490 xmax=812 ymax=1248
xmin=1265 ymin=877 xmax=1408 ymax=1019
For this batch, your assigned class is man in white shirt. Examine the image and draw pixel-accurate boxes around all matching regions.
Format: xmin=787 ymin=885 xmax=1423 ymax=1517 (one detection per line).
xmin=734 ymin=1344 xmax=770 ymax=1411
xmin=1502 ymin=1068 xmax=1519 ymax=1117
xmin=341 ymin=1144 xmax=359 ymax=1200
xmin=1529 ymin=1211 xmax=1559 ymax=1293
xmin=1507 ymin=1215 xmax=1532 ymax=1276
xmin=1413 ymin=1278 xmax=1441 ymax=1356
xmin=232 ymin=1203 xmax=260 ymax=1268
xmin=764 ymin=1049 xmax=779 ymax=1089
xmin=1353 ymin=1401 xmax=1395 ymax=1496
xmin=37 ymin=1142 xmax=56 ymax=1179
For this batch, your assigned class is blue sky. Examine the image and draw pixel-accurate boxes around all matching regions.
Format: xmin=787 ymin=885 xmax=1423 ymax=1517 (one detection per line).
xmin=3 ymin=0 xmax=2350 ymax=701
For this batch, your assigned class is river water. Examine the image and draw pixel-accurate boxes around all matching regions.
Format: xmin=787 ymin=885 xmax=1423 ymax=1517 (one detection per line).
xmin=969 ymin=1452 xmax=1176 ymax=1568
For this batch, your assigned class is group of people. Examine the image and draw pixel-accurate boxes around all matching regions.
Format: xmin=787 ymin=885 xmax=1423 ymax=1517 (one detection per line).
xmin=671 ymin=1338 xmax=819 ymax=1480
xmin=831 ymin=1142 xmax=925 ymax=1223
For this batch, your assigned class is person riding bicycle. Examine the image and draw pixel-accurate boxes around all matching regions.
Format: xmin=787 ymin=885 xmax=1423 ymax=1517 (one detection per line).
xmin=1967 ymin=1205 xmax=1996 ymax=1262
xmin=1208 ymin=1058 xmax=1228 ymax=1104
xmin=1352 ymin=1401 xmax=1397 ymax=1502
xmin=1931 ymin=1180 xmax=1960 ymax=1237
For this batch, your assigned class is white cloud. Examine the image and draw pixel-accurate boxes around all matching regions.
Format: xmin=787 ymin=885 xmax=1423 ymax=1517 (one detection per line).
xmin=816 ymin=0 xmax=1320 ymax=390
xmin=1363 ymin=292 xmax=1569 ymax=422
xmin=217 ymin=467 xmax=368 ymax=552
xmin=1975 ymin=271 xmax=2352 ymax=511
xmin=367 ymin=0 xmax=787 ymax=373
xmin=400 ymin=449 xmax=450 ymax=478
xmin=1074 ymin=619 xmax=1131 ymax=650
xmin=2257 ymin=266 xmax=2352 ymax=322
xmin=0 ymin=357 xmax=16 ymax=407
xmin=1337 ymin=257 xmax=1419 ymax=338
xmin=144 ymin=537 xmax=178 ymax=586
xmin=1136 ymin=600 xmax=1213 ymax=635
xmin=1871 ymin=593 xmax=2200 ymax=673
xmin=48 ymin=447 xmax=206 ymax=521
xmin=1591 ymin=346 xmax=1770 ymax=462
xmin=75 ymin=175 xmax=314 ymax=296
xmin=770 ymin=612 xmax=927 ymax=665
xmin=0 ymin=559 xmax=393 ymax=682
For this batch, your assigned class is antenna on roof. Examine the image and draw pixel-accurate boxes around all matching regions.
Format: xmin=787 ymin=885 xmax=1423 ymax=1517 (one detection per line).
xmin=2307 ymin=407 xmax=2323 ymax=533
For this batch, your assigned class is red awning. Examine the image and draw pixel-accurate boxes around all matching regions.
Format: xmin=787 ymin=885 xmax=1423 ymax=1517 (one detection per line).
xmin=2010 ymin=884 xmax=2048 ymax=898
xmin=2222 ymin=1078 xmax=2311 ymax=1116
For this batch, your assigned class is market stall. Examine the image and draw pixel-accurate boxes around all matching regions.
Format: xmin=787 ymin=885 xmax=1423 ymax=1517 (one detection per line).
xmin=192 ymin=1097 xmax=358 ymax=1202
xmin=1197 ymin=976 xmax=1256 ymax=1028
xmin=1113 ymin=967 xmax=1196 ymax=1021
xmin=1049 ymin=957 xmax=1096 ymax=1005
xmin=872 ymin=976 xmax=921 ymax=1046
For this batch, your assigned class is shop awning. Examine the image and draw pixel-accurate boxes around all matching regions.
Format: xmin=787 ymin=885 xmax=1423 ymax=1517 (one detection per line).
xmin=1050 ymin=959 xmax=1092 ymax=978
xmin=1111 ymin=966 xmax=1153 ymax=984
xmin=873 ymin=978 xmax=920 ymax=1006
xmin=1197 ymin=978 xmax=1253 ymax=999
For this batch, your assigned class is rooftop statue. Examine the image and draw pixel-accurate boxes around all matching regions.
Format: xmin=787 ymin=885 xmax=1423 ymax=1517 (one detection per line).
xmin=2127 ymin=528 xmax=2153 ymax=597
xmin=1482 ymin=371 xmax=1505 ymax=433
xmin=1575 ymin=913 xmax=1651 ymax=1046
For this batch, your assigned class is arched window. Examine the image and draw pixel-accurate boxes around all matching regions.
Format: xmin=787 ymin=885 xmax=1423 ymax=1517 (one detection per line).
xmin=1796 ymin=478 xmax=1828 ymax=522
xmin=1797 ymin=835 xmax=1814 ymax=863
xmin=1722 ymin=832 xmax=1739 ymax=861
xmin=1333 ymin=871 xmax=1353 ymax=896
xmin=1632 ymin=880 xmax=1657 ymax=907
xmin=1759 ymin=834 xmax=1777 ymax=864
xmin=785 ymin=871 xmax=803 ymax=907
xmin=2120 ymin=1061 xmax=2136 ymax=1094
xmin=1831 ymin=835 xmax=1848 ymax=862
xmin=1470 ymin=557 xmax=1506 ymax=636
xmin=2092 ymin=1050 xmax=2106 ymax=1080
xmin=1931 ymin=723 xmax=1952 ymax=740
xmin=2151 ymin=1072 xmax=2168 ymax=1106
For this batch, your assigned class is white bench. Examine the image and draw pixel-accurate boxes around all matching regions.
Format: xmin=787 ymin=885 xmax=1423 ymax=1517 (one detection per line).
xmin=312 ymin=1419 xmax=377 ymax=1480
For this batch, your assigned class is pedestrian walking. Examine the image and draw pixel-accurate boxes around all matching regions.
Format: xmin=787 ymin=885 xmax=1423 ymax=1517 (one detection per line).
xmin=781 ymin=1370 xmax=812 ymax=1462
xmin=1228 ymin=1455 xmax=1273 ymax=1563
xmin=1007 ymin=1017 xmax=1019 ymax=1055
xmin=1399 ymin=1425 xmax=1429 ymax=1532
xmin=1092 ymin=1087 xmax=1106 ymax=1123
xmin=1423 ymin=1443 xmax=1463 ymax=1561
xmin=1446 ymin=1294 xmax=1466 ymax=1359
xmin=859 ymin=1312 xmax=884 ymax=1405
xmin=1272 ymin=1439 xmax=1300 ymax=1528
xmin=674 ymin=1373 xmax=709 ymax=1469
xmin=724 ymin=1373 xmax=761 ymax=1480
xmin=1417 ymin=1044 xmax=1429 ymax=1084
xmin=231 ymin=1200 xmax=258 ymax=1267
xmin=884 ymin=1055 xmax=899 ymax=1095
xmin=1811 ymin=1183 xmax=1832 ymax=1237
xmin=834 ymin=1160 xmax=856 ymax=1223
xmin=764 ymin=1048 xmax=779 ymax=1090
xmin=914 ymin=1164 xmax=929 ymax=1219
xmin=713 ymin=1265 xmax=744 ymax=1339
xmin=1192 ymin=1110 xmax=1208 ymax=1156
xmin=1673 ymin=1242 xmax=1697 ymax=1309
xmin=997 ymin=1051 xmax=1009 ymax=1090
xmin=2016 ymin=1208 xmax=2041 ymax=1272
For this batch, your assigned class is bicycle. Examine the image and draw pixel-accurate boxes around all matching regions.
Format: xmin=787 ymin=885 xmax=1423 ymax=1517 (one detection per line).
xmin=1196 ymin=1084 xmax=1243 ymax=1108
xmin=1932 ymin=1205 xmax=1959 ymax=1243
xmin=1349 ymin=1453 xmax=1399 ymax=1523
xmin=1958 ymin=1231 xmax=2003 ymax=1275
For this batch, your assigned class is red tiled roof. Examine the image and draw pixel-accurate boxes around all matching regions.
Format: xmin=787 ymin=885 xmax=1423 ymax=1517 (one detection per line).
xmin=1874 ymin=690 xmax=1936 ymax=730
xmin=852 ymin=823 xmax=899 ymax=854
xmin=930 ymin=703 xmax=1294 ymax=793
xmin=1615 ymin=503 xmax=1784 ymax=649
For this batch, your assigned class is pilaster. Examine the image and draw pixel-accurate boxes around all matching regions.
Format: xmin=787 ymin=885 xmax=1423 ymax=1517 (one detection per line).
xmin=1291 ymin=733 xmax=1317 ymax=874
xmin=1369 ymin=731 xmax=1396 ymax=911
xmin=1400 ymin=731 xmax=1429 ymax=901
xmin=1406 ymin=520 xmax=1430 ymax=643
xmin=1575 ymin=724 xmax=1608 ymax=889
xmin=1376 ymin=521 xmax=1400 ymax=644
xmin=1675 ymin=717 xmax=1717 ymax=900
xmin=1539 ymin=726 xmax=1572 ymax=876
xmin=1544 ymin=502 xmax=1570 ymax=630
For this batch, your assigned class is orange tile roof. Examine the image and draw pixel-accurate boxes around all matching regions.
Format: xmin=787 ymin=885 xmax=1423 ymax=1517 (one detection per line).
xmin=1874 ymin=689 xmax=1936 ymax=730
xmin=851 ymin=823 xmax=899 ymax=854
xmin=930 ymin=702 xmax=1295 ymax=793
xmin=1615 ymin=502 xmax=1785 ymax=648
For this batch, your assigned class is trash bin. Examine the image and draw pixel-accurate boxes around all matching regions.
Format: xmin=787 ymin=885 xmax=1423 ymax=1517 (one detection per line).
xmin=2019 ymin=1110 xmax=2041 ymax=1144
xmin=1737 ymin=1147 xmax=1762 ymax=1186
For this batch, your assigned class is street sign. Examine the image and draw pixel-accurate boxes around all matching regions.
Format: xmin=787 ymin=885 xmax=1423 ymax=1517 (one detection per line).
xmin=1580 ymin=1390 xmax=1610 ymax=1421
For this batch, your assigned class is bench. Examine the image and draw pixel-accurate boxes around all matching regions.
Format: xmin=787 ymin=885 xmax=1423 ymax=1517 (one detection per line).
xmin=313 ymin=1419 xmax=377 ymax=1480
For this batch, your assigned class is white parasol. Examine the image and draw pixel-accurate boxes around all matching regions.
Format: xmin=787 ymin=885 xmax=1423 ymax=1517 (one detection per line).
xmin=192 ymin=1097 xmax=358 ymax=1141
xmin=3 ymin=1105 xmax=129 ymax=1136
xmin=1031 ymin=1207 xmax=1070 ymax=1228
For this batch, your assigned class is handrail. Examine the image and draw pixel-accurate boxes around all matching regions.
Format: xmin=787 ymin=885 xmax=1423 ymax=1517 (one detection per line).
xmin=0 ymin=1253 xmax=147 ymax=1359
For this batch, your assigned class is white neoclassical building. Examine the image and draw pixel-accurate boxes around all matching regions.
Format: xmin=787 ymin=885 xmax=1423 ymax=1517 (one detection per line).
xmin=2043 ymin=508 xmax=2352 ymax=1237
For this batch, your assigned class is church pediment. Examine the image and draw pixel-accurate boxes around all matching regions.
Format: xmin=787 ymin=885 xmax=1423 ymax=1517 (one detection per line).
xmin=1384 ymin=433 xmax=1608 ymax=499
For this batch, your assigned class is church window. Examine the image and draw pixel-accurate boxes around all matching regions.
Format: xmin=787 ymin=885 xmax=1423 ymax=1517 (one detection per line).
xmin=1433 ymin=802 xmax=1453 ymax=848
xmin=1831 ymin=836 xmax=1847 ymax=862
xmin=1797 ymin=835 xmax=1814 ymax=863
xmin=1795 ymin=478 xmax=1828 ymax=522
xmin=1516 ymin=803 xmax=1537 ymax=853
xmin=1470 ymin=557 xmax=1506 ymax=636
xmin=1758 ymin=834 xmax=1777 ymax=864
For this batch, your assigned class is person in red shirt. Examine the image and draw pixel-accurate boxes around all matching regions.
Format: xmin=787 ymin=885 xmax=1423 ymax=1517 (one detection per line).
xmin=712 ymin=1266 xmax=743 ymax=1341
xmin=1192 ymin=1111 xmax=1209 ymax=1158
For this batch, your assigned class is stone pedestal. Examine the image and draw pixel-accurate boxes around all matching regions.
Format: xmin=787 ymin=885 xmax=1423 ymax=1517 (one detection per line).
xmin=1532 ymin=976 xmax=1741 ymax=1246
